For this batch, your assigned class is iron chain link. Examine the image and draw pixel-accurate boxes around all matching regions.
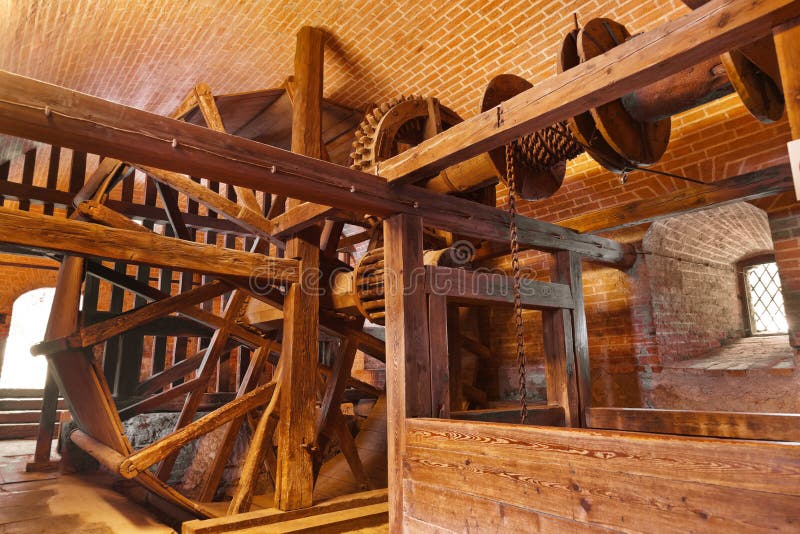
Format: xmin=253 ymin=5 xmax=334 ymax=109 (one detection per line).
xmin=505 ymin=142 xmax=528 ymax=424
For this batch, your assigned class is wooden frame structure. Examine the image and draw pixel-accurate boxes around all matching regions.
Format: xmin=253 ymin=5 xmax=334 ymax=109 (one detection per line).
xmin=0 ymin=0 xmax=797 ymax=531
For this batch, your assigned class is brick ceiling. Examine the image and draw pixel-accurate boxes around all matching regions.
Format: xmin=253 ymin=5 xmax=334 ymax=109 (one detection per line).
xmin=0 ymin=0 xmax=793 ymax=223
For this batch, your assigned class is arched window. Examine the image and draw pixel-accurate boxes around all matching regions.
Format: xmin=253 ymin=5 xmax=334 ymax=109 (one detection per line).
xmin=0 ymin=288 xmax=55 ymax=389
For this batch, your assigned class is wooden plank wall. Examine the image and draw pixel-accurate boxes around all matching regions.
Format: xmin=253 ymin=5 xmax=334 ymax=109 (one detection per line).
xmin=402 ymin=418 xmax=800 ymax=533
xmin=0 ymin=145 xmax=249 ymax=408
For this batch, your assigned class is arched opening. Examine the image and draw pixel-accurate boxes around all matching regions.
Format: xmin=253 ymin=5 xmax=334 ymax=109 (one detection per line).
xmin=0 ymin=288 xmax=55 ymax=390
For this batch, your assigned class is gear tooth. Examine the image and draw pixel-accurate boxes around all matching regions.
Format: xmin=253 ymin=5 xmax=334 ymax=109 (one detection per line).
xmin=349 ymin=152 xmax=358 ymax=161
xmin=366 ymin=114 xmax=379 ymax=127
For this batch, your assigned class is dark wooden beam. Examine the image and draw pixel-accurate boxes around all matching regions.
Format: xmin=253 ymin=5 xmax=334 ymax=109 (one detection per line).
xmin=560 ymin=164 xmax=793 ymax=234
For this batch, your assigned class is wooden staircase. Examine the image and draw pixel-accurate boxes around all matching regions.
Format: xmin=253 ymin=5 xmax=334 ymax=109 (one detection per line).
xmin=0 ymin=390 xmax=64 ymax=440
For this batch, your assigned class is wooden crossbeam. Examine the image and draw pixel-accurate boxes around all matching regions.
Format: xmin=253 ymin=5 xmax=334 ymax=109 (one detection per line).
xmin=560 ymin=164 xmax=794 ymax=234
xmin=135 ymin=350 xmax=205 ymax=397
xmin=425 ymin=265 xmax=574 ymax=309
xmin=32 ymin=280 xmax=231 ymax=355
xmin=587 ymin=407 xmax=800 ymax=441
xmin=376 ymin=0 xmax=800 ymax=184
xmin=0 ymin=70 xmax=630 ymax=264
xmin=0 ymin=207 xmax=298 ymax=281
xmin=138 ymin=166 xmax=275 ymax=242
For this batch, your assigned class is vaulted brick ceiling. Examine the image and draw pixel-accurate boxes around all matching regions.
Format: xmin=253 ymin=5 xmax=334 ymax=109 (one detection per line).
xmin=0 ymin=0 xmax=792 ymax=222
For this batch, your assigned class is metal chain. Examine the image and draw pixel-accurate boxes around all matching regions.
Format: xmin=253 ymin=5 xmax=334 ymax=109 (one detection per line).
xmin=505 ymin=142 xmax=528 ymax=424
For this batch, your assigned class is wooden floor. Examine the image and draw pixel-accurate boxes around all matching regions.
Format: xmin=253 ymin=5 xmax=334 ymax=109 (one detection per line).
xmin=0 ymin=439 xmax=175 ymax=534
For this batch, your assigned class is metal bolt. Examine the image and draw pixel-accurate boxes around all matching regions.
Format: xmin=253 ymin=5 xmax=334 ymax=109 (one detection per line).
xmin=171 ymin=138 xmax=178 ymax=148
xmin=43 ymin=106 xmax=51 ymax=118
xmin=270 ymin=165 xmax=276 ymax=173
xmin=412 ymin=201 xmax=419 ymax=208
xmin=350 ymin=186 xmax=356 ymax=193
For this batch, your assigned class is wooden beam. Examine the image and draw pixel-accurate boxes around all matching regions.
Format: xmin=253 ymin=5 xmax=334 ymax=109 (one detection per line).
xmin=135 ymin=350 xmax=205 ymax=397
xmin=425 ymin=266 xmax=574 ymax=309
xmin=270 ymin=203 xmax=341 ymax=238
xmin=275 ymin=233 xmax=319 ymax=511
xmin=587 ymin=407 xmax=800 ymax=441
xmin=33 ymin=281 xmax=230 ymax=354
xmin=76 ymin=200 xmax=151 ymax=233
xmin=551 ymin=251 xmax=590 ymax=426
xmin=559 ymin=164 xmax=793 ymax=234
xmin=0 ymin=70 xmax=630 ymax=264
xmin=194 ymin=82 xmax=263 ymax=214
xmin=0 ymin=207 xmax=298 ymax=281
xmin=774 ymin=17 xmax=800 ymax=139
xmin=450 ymin=405 xmax=565 ymax=426
xmin=376 ymin=0 xmax=800 ymax=184
xmin=183 ymin=489 xmax=388 ymax=534
xmin=119 ymin=380 xmax=278 ymax=478
xmin=427 ymin=294 xmax=450 ymax=418
xmin=139 ymin=166 xmax=275 ymax=242
xmin=383 ymin=213 xmax=431 ymax=529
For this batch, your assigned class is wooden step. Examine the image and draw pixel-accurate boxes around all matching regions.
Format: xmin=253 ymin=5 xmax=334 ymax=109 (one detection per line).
xmin=0 ymin=410 xmax=64 ymax=424
xmin=0 ymin=422 xmax=60 ymax=440
xmin=0 ymin=398 xmax=66 ymax=411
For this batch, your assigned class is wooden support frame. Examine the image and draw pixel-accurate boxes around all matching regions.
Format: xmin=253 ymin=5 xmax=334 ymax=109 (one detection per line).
xmin=0 ymin=206 xmax=298 ymax=282
xmin=383 ymin=213 xmax=432 ymax=529
xmin=274 ymin=231 xmax=319 ymax=511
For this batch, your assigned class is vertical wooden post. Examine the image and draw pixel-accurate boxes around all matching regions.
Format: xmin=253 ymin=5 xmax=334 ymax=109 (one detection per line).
xmin=383 ymin=213 xmax=431 ymax=530
xmin=447 ymin=304 xmax=463 ymax=412
xmin=774 ymin=18 xmax=800 ymax=138
xmin=287 ymin=25 xmax=325 ymax=211
xmin=427 ymin=294 xmax=450 ymax=418
xmin=542 ymin=250 xmax=586 ymax=427
xmin=275 ymin=231 xmax=319 ymax=511
xmin=28 ymin=366 xmax=59 ymax=470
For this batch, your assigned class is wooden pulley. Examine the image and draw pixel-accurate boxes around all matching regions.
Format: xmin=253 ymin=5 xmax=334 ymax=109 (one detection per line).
xmin=576 ymin=18 xmax=671 ymax=167
xmin=558 ymin=28 xmax=633 ymax=174
xmin=480 ymin=74 xmax=570 ymax=199
xmin=721 ymin=38 xmax=784 ymax=123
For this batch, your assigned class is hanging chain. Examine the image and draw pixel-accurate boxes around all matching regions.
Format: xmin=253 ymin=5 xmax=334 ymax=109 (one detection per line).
xmin=505 ymin=142 xmax=528 ymax=424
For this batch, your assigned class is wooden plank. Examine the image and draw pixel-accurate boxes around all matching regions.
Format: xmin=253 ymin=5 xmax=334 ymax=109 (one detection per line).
xmin=587 ymin=407 xmax=800 ymax=441
xmin=425 ymin=265 xmax=573 ymax=309
xmin=275 ymin=232 xmax=319 ymax=510
xmin=375 ymin=0 xmax=800 ymax=184
xmin=427 ymin=294 xmax=450 ymax=418
xmin=18 ymin=149 xmax=35 ymax=212
xmin=270 ymin=203 xmax=340 ymax=238
xmin=222 ymin=503 xmax=387 ymax=533
xmin=382 ymin=213 xmax=431 ymax=530
xmin=404 ymin=480 xmax=616 ymax=533
xmin=551 ymin=250 xmax=590 ymax=426
xmin=33 ymin=280 xmax=230 ymax=353
xmin=120 ymin=380 xmax=278 ymax=478
xmin=43 ymin=145 xmax=60 ymax=215
xmin=542 ymin=303 xmax=579 ymax=427
xmin=407 ymin=418 xmax=800 ymax=497
xmin=774 ymin=17 xmax=800 ymax=139
xmin=0 ymin=206 xmax=297 ymax=281
xmin=446 ymin=305 xmax=463 ymax=412
xmin=405 ymin=439 xmax=800 ymax=533
xmin=0 ymin=70 xmax=631 ymax=264
xmin=449 ymin=405 xmax=565 ymax=426
xmin=559 ymin=164 xmax=793 ymax=233
xmin=30 ymin=366 xmax=59 ymax=465
xmin=182 ymin=489 xmax=388 ymax=534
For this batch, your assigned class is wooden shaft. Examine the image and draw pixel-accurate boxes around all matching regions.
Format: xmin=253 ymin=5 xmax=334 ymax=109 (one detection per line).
xmin=424 ymin=153 xmax=498 ymax=194
xmin=621 ymin=55 xmax=733 ymax=122
xmin=70 ymin=429 xmax=127 ymax=473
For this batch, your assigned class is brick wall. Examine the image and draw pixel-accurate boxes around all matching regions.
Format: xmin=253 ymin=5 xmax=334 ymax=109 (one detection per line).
xmin=769 ymin=206 xmax=800 ymax=350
